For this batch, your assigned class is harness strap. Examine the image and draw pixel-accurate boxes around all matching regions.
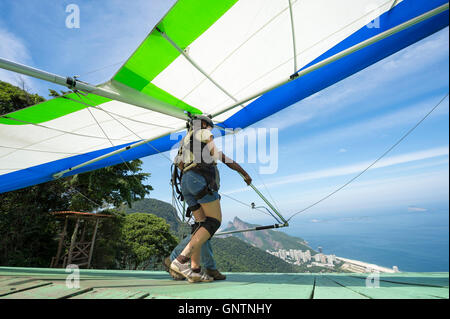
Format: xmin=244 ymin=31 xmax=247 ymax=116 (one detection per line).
xmin=171 ymin=164 xmax=184 ymax=201
xmin=194 ymin=185 xmax=213 ymax=201
xmin=191 ymin=164 xmax=218 ymax=200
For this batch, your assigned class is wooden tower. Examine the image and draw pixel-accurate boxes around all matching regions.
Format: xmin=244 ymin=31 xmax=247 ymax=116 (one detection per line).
xmin=49 ymin=211 xmax=112 ymax=269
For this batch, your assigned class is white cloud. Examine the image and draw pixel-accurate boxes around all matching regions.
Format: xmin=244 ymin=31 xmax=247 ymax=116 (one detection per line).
xmin=258 ymin=28 xmax=449 ymax=132
xmin=0 ymin=0 xmax=177 ymax=95
xmin=222 ymin=146 xmax=449 ymax=195
xmin=408 ymin=206 xmax=428 ymax=212
xmin=220 ymin=165 xmax=448 ymax=224
xmin=0 ymin=28 xmax=29 ymax=62
xmin=0 ymin=28 xmax=35 ymax=89
xmin=283 ymin=95 xmax=449 ymax=153
xmin=379 ymin=27 xmax=449 ymax=74
xmin=280 ymin=168 xmax=448 ymax=217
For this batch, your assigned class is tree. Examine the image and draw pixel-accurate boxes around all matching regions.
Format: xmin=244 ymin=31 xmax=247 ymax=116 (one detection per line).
xmin=89 ymin=208 xmax=127 ymax=269
xmin=119 ymin=213 xmax=178 ymax=270
xmin=0 ymin=80 xmax=45 ymax=114
xmin=0 ymin=81 xmax=71 ymax=266
xmin=0 ymin=181 xmax=68 ymax=266
xmin=0 ymin=81 xmax=154 ymax=267
xmin=64 ymin=161 xmax=152 ymax=212
xmin=0 ymin=161 xmax=153 ymax=267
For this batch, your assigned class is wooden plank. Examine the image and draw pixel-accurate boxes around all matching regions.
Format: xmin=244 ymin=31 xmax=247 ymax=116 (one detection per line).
xmin=0 ymin=280 xmax=51 ymax=297
xmin=70 ymin=288 xmax=149 ymax=299
xmin=139 ymin=279 xmax=257 ymax=299
xmin=0 ymin=277 xmax=24 ymax=284
xmin=0 ymin=269 xmax=447 ymax=300
xmin=325 ymin=275 xmax=449 ymax=299
xmin=68 ymin=217 xmax=80 ymax=265
xmin=121 ymin=279 xmax=231 ymax=299
xmin=147 ymin=294 xmax=184 ymax=299
xmin=0 ymin=283 xmax=92 ymax=299
xmin=146 ymin=274 xmax=315 ymax=299
xmin=54 ymin=216 xmax=68 ymax=267
xmin=313 ymin=275 xmax=368 ymax=299
xmin=88 ymin=219 xmax=100 ymax=268
xmin=363 ymin=273 xmax=449 ymax=288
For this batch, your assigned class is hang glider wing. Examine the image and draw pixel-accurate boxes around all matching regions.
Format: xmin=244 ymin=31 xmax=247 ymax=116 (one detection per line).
xmin=0 ymin=0 xmax=448 ymax=193
xmin=0 ymin=91 xmax=189 ymax=193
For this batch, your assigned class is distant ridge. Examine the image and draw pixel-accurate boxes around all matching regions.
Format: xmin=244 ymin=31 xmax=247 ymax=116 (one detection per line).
xmin=209 ymin=236 xmax=307 ymax=273
xmin=220 ymin=217 xmax=316 ymax=253
xmin=125 ymin=198 xmax=184 ymax=235
xmin=125 ymin=199 xmax=331 ymax=272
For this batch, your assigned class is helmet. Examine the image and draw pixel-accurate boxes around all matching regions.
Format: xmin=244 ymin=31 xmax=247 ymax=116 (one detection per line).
xmin=192 ymin=114 xmax=214 ymax=129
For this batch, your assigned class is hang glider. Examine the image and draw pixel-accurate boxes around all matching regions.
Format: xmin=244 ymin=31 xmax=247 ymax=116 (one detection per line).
xmin=0 ymin=0 xmax=448 ymax=194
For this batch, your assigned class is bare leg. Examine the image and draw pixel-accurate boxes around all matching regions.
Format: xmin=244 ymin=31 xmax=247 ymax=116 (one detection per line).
xmin=179 ymin=199 xmax=222 ymax=265
xmin=192 ymin=207 xmax=206 ymax=223
xmin=199 ymin=199 xmax=222 ymax=222
xmin=191 ymin=248 xmax=201 ymax=270
xmin=190 ymin=207 xmax=206 ymax=269
xmin=185 ymin=227 xmax=211 ymax=269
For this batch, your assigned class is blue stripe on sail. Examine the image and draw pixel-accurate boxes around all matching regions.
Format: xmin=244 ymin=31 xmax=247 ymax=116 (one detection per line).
xmin=222 ymin=0 xmax=449 ymax=129
xmin=0 ymin=134 xmax=184 ymax=194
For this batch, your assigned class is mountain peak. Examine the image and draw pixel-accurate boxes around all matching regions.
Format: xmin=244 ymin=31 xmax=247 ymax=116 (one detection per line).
xmin=229 ymin=216 xmax=256 ymax=231
xmin=223 ymin=216 xmax=314 ymax=253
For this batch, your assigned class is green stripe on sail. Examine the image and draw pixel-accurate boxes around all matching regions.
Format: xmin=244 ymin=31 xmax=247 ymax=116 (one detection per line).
xmin=113 ymin=0 xmax=238 ymax=112
xmin=141 ymin=83 xmax=202 ymax=115
xmin=115 ymin=31 xmax=175 ymax=91
xmin=0 ymin=93 xmax=110 ymax=125
xmin=114 ymin=67 xmax=150 ymax=92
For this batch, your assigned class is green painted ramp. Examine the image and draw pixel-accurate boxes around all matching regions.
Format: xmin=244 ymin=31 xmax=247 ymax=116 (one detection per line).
xmin=0 ymin=267 xmax=448 ymax=299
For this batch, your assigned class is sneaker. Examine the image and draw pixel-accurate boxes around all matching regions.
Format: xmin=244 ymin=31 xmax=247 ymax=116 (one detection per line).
xmin=206 ymin=268 xmax=226 ymax=280
xmin=162 ymin=256 xmax=171 ymax=272
xmin=163 ymin=257 xmax=185 ymax=281
xmin=197 ymin=269 xmax=214 ymax=283
xmin=170 ymin=259 xmax=202 ymax=283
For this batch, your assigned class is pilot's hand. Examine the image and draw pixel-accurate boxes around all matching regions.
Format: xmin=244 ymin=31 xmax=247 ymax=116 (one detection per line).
xmin=243 ymin=174 xmax=252 ymax=186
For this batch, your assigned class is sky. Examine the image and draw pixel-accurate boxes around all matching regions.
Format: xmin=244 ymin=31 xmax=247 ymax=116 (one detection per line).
xmin=0 ymin=1 xmax=448 ymax=231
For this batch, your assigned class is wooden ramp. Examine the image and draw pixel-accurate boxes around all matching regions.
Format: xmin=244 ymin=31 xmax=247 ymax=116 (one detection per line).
xmin=0 ymin=267 xmax=447 ymax=299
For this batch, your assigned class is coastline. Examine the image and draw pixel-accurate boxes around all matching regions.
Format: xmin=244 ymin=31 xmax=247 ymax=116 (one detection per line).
xmin=336 ymin=256 xmax=399 ymax=273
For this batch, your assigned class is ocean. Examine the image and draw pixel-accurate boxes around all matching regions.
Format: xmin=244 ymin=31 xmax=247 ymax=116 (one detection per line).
xmin=285 ymin=206 xmax=449 ymax=272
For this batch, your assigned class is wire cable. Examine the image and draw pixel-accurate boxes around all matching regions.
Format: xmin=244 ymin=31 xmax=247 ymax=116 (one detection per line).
xmin=79 ymin=91 xmax=275 ymax=214
xmin=287 ymin=92 xmax=449 ymax=222
xmin=78 ymin=91 xmax=269 ymax=222
xmin=76 ymin=92 xmax=153 ymax=197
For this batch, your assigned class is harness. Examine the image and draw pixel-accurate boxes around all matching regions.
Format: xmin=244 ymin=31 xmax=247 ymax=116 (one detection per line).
xmin=172 ymin=128 xmax=218 ymax=217
xmin=170 ymin=118 xmax=289 ymax=236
